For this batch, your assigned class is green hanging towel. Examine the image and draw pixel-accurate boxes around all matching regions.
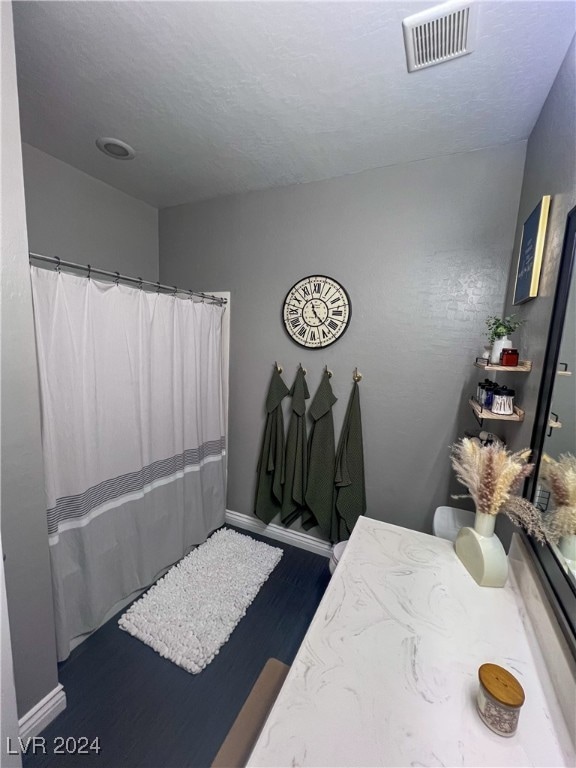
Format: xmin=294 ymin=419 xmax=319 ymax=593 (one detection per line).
xmin=254 ymin=367 xmax=290 ymax=524
xmin=334 ymin=381 xmax=366 ymax=541
xmin=281 ymin=367 xmax=310 ymax=527
xmin=305 ymin=370 xmax=337 ymax=537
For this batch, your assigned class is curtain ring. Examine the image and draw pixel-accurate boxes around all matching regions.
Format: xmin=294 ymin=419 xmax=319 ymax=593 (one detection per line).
xmin=172 ymin=285 xmax=178 ymax=296
xmin=55 ymin=257 xmax=61 ymax=273
xmin=87 ymin=264 xmax=91 ymax=280
xmin=137 ymin=277 xmax=143 ymax=290
xmin=156 ymin=281 xmax=161 ymax=294
xmin=115 ymin=271 xmax=120 ymax=286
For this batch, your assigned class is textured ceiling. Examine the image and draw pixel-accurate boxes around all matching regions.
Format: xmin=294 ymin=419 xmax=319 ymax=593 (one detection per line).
xmin=13 ymin=1 xmax=576 ymax=209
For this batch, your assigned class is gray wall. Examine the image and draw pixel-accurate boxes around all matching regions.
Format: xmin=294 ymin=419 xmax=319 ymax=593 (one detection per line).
xmin=22 ymin=143 xmax=159 ymax=280
xmin=1 ymin=2 xmax=59 ymax=718
xmin=160 ymin=142 xmax=527 ymax=536
xmin=501 ymin=37 xmax=576 ymax=453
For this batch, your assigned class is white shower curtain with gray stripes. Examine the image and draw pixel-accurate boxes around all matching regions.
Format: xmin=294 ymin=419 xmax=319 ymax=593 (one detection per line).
xmin=31 ymin=267 xmax=227 ymax=660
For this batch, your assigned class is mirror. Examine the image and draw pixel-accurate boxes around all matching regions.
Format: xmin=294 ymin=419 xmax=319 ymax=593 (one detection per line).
xmin=526 ymin=206 xmax=576 ymax=642
xmin=539 ymin=272 xmax=576 ymax=579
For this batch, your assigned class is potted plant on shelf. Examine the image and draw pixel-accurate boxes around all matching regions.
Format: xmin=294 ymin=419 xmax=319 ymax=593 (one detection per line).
xmin=539 ymin=453 xmax=576 ymax=563
xmin=485 ymin=314 xmax=524 ymax=364
xmin=450 ymin=438 xmax=549 ymax=587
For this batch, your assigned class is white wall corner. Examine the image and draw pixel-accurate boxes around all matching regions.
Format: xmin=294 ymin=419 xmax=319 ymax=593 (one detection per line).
xmin=18 ymin=684 xmax=66 ymax=741
xmin=225 ymin=510 xmax=332 ymax=558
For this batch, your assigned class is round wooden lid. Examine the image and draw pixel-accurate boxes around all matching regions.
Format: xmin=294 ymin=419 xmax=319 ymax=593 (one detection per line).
xmin=478 ymin=663 xmax=525 ymax=707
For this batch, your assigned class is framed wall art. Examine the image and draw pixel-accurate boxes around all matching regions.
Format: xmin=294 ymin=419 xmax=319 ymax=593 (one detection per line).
xmin=513 ymin=195 xmax=551 ymax=305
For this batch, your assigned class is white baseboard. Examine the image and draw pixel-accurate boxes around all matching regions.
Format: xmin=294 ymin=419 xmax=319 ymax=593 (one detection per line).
xmin=19 ymin=684 xmax=66 ymax=740
xmin=225 ymin=509 xmax=332 ymax=558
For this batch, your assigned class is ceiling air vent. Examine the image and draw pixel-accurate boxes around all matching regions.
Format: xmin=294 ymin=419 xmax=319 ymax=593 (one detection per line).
xmin=402 ymin=1 xmax=478 ymax=72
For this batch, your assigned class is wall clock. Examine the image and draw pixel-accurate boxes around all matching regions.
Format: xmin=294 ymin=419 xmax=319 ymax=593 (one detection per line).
xmin=282 ymin=275 xmax=351 ymax=348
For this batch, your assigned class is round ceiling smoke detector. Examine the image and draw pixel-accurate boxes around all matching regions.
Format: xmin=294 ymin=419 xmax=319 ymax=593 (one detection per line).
xmin=96 ymin=137 xmax=136 ymax=160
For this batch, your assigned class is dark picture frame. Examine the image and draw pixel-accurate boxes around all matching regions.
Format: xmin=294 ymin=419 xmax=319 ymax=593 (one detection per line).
xmin=513 ymin=195 xmax=551 ymax=305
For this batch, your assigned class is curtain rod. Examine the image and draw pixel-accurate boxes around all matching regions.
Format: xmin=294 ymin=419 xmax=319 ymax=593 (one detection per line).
xmin=29 ymin=252 xmax=227 ymax=305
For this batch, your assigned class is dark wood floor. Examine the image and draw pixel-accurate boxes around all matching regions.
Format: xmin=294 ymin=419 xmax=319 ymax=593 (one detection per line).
xmin=23 ymin=526 xmax=331 ymax=768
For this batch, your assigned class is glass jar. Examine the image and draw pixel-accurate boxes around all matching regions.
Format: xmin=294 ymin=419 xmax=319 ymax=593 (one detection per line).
xmin=500 ymin=348 xmax=519 ymax=366
xmin=477 ymin=663 xmax=525 ymax=737
xmin=484 ymin=382 xmax=498 ymax=409
xmin=491 ymin=386 xmax=515 ymax=415
xmin=477 ymin=379 xmax=495 ymax=406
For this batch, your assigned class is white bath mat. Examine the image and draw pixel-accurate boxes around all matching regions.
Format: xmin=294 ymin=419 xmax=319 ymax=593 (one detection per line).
xmin=118 ymin=528 xmax=283 ymax=673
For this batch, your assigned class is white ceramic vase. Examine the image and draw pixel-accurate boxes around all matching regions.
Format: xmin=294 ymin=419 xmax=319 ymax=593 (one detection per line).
xmin=481 ymin=345 xmax=492 ymax=363
xmin=454 ymin=511 xmax=508 ymax=587
xmin=490 ymin=336 xmax=512 ymax=365
xmin=558 ymin=534 xmax=576 ymax=563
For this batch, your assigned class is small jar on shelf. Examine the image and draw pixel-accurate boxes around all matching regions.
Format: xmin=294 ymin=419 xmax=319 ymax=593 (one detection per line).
xmin=500 ymin=348 xmax=519 ymax=366
xmin=477 ymin=380 xmax=498 ymax=408
xmin=491 ymin=386 xmax=515 ymax=416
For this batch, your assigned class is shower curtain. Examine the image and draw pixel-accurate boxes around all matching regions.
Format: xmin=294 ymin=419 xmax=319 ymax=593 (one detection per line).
xmin=31 ymin=267 xmax=227 ymax=660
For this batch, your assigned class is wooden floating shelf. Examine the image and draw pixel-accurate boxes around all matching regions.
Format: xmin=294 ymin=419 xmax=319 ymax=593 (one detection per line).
xmin=474 ymin=360 xmax=532 ymax=373
xmin=468 ymin=398 xmax=525 ymax=422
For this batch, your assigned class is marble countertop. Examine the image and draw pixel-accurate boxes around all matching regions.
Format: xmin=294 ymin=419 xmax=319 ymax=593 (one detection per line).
xmin=247 ymin=517 xmax=575 ymax=767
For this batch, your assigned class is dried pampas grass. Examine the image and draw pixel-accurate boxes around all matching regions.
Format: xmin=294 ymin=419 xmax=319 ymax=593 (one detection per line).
xmin=539 ymin=453 xmax=576 ymax=540
xmin=451 ymin=438 xmax=548 ymax=544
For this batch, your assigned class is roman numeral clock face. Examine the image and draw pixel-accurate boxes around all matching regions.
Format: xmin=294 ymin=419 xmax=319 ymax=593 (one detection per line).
xmin=282 ymin=276 xmax=351 ymax=348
